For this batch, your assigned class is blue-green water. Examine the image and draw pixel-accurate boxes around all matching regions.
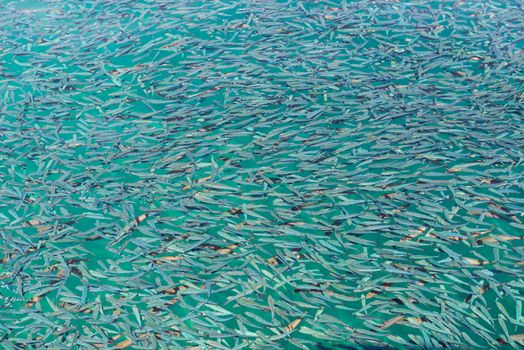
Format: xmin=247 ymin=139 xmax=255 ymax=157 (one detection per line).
xmin=0 ymin=0 xmax=523 ymax=349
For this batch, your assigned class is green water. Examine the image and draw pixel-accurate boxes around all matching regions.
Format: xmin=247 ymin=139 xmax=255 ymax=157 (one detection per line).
xmin=0 ymin=0 xmax=523 ymax=349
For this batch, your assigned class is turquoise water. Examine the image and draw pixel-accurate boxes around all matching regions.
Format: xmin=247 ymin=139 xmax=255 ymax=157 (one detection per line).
xmin=0 ymin=0 xmax=523 ymax=349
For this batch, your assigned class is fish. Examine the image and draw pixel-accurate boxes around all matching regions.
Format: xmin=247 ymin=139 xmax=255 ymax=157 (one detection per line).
xmin=1 ymin=0 xmax=523 ymax=348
